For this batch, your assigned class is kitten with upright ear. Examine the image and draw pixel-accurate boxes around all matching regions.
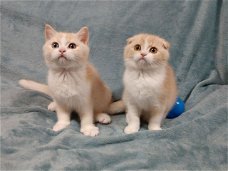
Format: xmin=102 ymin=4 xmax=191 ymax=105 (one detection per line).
xmin=109 ymin=33 xmax=177 ymax=134
xmin=44 ymin=24 xmax=57 ymax=40
xmin=19 ymin=24 xmax=112 ymax=136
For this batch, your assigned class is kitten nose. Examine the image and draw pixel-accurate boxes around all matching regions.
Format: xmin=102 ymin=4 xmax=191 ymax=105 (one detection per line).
xmin=59 ymin=48 xmax=66 ymax=53
xmin=141 ymin=52 xmax=147 ymax=57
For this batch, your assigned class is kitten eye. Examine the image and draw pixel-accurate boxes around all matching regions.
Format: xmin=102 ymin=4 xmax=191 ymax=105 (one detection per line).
xmin=68 ymin=43 xmax=77 ymax=49
xmin=134 ymin=44 xmax=141 ymax=51
xmin=150 ymin=47 xmax=158 ymax=54
xmin=52 ymin=42 xmax=59 ymax=48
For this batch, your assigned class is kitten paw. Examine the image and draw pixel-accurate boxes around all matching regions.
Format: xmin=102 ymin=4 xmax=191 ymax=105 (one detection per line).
xmin=96 ymin=113 xmax=111 ymax=124
xmin=124 ymin=125 xmax=139 ymax=134
xmin=52 ymin=121 xmax=70 ymax=132
xmin=80 ymin=125 xmax=99 ymax=137
xmin=148 ymin=125 xmax=162 ymax=131
xmin=48 ymin=102 xmax=56 ymax=112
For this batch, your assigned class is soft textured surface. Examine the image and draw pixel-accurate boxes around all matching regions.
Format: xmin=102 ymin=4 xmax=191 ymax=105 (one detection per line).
xmin=1 ymin=0 xmax=227 ymax=170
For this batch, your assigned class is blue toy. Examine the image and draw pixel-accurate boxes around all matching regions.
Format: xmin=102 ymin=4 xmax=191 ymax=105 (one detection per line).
xmin=166 ymin=97 xmax=185 ymax=119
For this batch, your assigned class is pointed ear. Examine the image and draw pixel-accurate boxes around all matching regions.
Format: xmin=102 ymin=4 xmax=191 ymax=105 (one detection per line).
xmin=162 ymin=39 xmax=170 ymax=50
xmin=77 ymin=27 xmax=89 ymax=44
xmin=45 ymin=24 xmax=57 ymax=40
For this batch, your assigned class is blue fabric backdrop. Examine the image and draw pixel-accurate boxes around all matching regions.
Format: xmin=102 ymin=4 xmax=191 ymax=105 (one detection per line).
xmin=1 ymin=0 xmax=227 ymax=170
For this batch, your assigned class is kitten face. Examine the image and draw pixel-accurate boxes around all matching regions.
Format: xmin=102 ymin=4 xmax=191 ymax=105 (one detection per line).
xmin=43 ymin=24 xmax=89 ymax=70
xmin=124 ymin=34 xmax=170 ymax=70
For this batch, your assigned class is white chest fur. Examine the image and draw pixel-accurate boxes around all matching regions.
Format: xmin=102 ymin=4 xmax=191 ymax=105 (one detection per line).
xmin=48 ymin=68 xmax=90 ymax=109
xmin=123 ymin=68 xmax=166 ymax=109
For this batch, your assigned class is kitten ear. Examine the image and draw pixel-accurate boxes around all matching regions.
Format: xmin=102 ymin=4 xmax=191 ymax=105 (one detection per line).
xmin=45 ymin=24 xmax=57 ymax=40
xmin=162 ymin=39 xmax=170 ymax=50
xmin=126 ymin=37 xmax=134 ymax=45
xmin=77 ymin=27 xmax=89 ymax=44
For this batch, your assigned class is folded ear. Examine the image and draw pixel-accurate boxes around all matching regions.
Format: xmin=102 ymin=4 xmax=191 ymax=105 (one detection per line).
xmin=126 ymin=36 xmax=135 ymax=45
xmin=162 ymin=39 xmax=170 ymax=50
xmin=77 ymin=26 xmax=89 ymax=44
xmin=45 ymin=24 xmax=57 ymax=41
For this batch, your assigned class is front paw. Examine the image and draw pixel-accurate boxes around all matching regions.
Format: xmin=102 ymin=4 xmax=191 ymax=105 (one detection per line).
xmin=124 ymin=125 xmax=139 ymax=134
xmin=80 ymin=125 xmax=99 ymax=137
xmin=52 ymin=121 xmax=70 ymax=132
xmin=148 ymin=124 xmax=162 ymax=131
xmin=96 ymin=113 xmax=111 ymax=124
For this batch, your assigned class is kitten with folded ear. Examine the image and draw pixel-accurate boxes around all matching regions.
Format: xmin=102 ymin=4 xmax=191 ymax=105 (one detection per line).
xmin=109 ymin=34 xmax=177 ymax=134
xmin=19 ymin=24 xmax=112 ymax=136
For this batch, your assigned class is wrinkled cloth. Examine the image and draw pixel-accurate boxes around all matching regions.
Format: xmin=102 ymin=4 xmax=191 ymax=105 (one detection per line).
xmin=1 ymin=1 xmax=227 ymax=170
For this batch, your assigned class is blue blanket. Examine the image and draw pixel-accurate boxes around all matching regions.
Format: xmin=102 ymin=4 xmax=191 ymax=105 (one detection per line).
xmin=1 ymin=1 xmax=227 ymax=170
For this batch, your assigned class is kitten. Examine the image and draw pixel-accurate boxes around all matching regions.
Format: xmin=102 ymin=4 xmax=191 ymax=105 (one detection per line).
xmin=109 ymin=34 xmax=177 ymax=134
xmin=19 ymin=24 xmax=112 ymax=136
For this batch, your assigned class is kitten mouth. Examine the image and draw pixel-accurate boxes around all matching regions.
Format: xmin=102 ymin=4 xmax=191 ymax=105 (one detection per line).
xmin=137 ymin=58 xmax=147 ymax=63
xmin=139 ymin=58 xmax=145 ymax=61
xmin=58 ymin=55 xmax=68 ymax=60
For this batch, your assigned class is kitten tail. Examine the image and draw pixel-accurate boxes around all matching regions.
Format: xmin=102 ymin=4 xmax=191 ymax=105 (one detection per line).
xmin=19 ymin=79 xmax=51 ymax=97
xmin=108 ymin=100 xmax=125 ymax=114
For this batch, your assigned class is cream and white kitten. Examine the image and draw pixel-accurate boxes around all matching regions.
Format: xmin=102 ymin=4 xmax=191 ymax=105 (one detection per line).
xmin=19 ymin=24 xmax=112 ymax=136
xmin=109 ymin=34 xmax=177 ymax=134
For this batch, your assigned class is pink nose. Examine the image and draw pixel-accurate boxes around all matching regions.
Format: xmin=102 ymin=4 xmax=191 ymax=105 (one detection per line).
xmin=59 ymin=48 xmax=66 ymax=53
xmin=141 ymin=52 xmax=147 ymax=57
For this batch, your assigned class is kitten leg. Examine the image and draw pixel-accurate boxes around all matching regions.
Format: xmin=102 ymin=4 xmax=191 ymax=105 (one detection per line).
xmin=124 ymin=103 xmax=141 ymax=134
xmin=95 ymin=113 xmax=111 ymax=124
xmin=53 ymin=104 xmax=71 ymax=132
xmin=148 ymin=110 xmax=164 ymax=131
xmin=79 ymin=107 xmax=99 ymax=136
